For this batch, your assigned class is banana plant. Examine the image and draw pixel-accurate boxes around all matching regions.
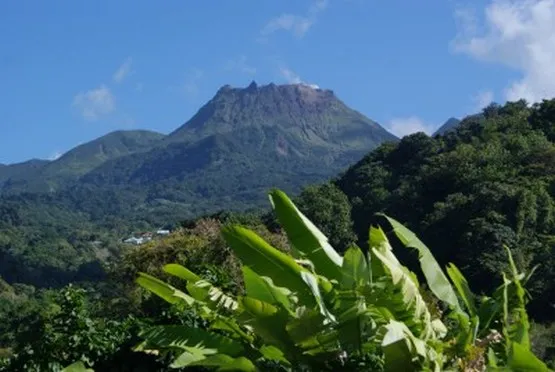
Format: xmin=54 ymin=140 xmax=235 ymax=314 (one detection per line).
xmin=135 ymin=189 xmax=550 ymax=371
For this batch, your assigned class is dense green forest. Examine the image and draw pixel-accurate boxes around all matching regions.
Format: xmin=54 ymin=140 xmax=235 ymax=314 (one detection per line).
xmin=2 ymin=99 xmax=555 ymax=370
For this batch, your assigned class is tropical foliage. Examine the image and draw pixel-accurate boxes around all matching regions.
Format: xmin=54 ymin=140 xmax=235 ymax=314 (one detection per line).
xmin=134 ymin=190 xmax=551 ymax=371
xmin=336 ymin=100 xmax=555 ymax=323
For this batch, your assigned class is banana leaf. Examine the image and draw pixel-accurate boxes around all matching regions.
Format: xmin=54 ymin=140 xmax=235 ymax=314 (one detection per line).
xmin=378 ymin=214 xmax=460 ymax=310
xmin=137 ymin=325 xmax=244 ymax=356
xmin=269 ymin=189 xmax=343 ymax=281
xmin=341 ymin=245 xmax=370 ymax=290
xmin=508 ymin=342 xmax=551 ymax=372
xmin=62 ymin=362 xmax=94 ymax=372
xmin=164 ymin=263 xmax=202 ymax=282
xmin=372 ymin=248 xmax=435 ymax=339
xmin=242 ymin=266 xmax=293 ymax=311
xmin=189 ymin=354 xmax=257 ymax=371
xmin=222 ymin=225 xmax=316 ymax=307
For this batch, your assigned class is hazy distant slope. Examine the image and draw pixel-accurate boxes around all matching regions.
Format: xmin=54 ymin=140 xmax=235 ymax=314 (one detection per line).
xmin=1 ymin=130 xmax=165 ymax=193
xmin=434 ymin=117 xmax=461 ymax=135
xmin=0 ymin=159 xmax=51 ymax=189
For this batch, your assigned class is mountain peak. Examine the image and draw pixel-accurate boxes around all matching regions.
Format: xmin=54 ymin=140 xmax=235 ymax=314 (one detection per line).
xmin=213 ymin=81 xmax=331 ymax=96
xmin=168 ymin=81 xmax=396 ymax=154
xmin=434 ymin=117 xmax=461 ymax=136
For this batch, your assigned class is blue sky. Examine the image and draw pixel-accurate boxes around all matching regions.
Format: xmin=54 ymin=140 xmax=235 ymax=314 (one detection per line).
xmin=1 ymin=0 xmax=553 ymax=164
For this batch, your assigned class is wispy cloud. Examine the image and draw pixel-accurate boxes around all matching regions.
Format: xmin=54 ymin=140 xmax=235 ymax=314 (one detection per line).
xmin=280 ymin=67 xmax=302 ymax=84
xmin=473 ymin=90 xmax=495 ymax=111
xmin=224 ymin=55 xmax=257 ymax=75
xmin=452 ymin=0 xmax=555 ymax=103
xmin=260 ymin=0 xmax=328 ymax=40
xmin=279 ymin=67 xmax=320 ymax=88
xmin=48 ymin=151 xmax=63 ymax=161
xmin=113 ymin=57 xmax=133 ymax=83
xmin=72 ymin=85 xmax=116 ymax=121
xmin=387 ymin=116 xmax=435 ymax=137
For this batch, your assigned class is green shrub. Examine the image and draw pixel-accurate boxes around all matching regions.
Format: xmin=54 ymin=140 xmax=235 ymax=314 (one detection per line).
xmin=133 ymin=189 xmax=551 ymax=371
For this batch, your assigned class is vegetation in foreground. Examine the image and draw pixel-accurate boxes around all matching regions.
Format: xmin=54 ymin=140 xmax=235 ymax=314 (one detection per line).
xmin=132 ymin=189 xmax=551 ymax=371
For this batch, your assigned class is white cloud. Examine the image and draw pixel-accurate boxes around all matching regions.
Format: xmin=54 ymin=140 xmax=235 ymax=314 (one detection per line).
xmin=279 ymin=67 xmax=320 ymax=88
xmin=280 ymin=67 xmax=302 ymax=84
xmin=72 ymin=85 xmax=116 ymax=121
xmin=452 ymin=0 xmax=555 ymax=103
xmin=113 ymin=57 xmax=133 ymax=83
xmin=473 ymin=90 xmax=495 ymax=111
xmin=260 ymin=0 xmax=328 ymax=39
xmin=262 ymin=14 xmax=314 ymax=38
xmin=387 ymin=116 xmax=435 ymax=137
xmin=48 ymin=151 xmax=62 ymax=161
xmin=225 ymin=55 xmax=257 ymax=75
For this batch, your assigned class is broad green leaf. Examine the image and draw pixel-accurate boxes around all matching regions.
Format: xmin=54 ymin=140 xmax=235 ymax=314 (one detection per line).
xmin=138 ymin=325 xmax=244 ymax=356
xmin=300 ymin=271 xmax=336 ymax=323
xmin=171 ymin=350 xmax=209 ymax=368
xmin=502 ymin=272 xmax=511 ymax=353
xmin=380 ymin=320 xmax=430 ymax=371
xmin=334 ymin=298 xmax=375 ymax=352
xmin=446 ymin=263 xmax=477 ymax=316
xmin=222 ymin=225 xmax=315 ymax=306
xmin=298 ymin=330 xmax=341 ymax=355
xmin=378 ymin=214 xmax=460 ymax=310
xmin=193 ymin=280 xmax=239 ymax=311
xmin=62 ymin=361 xmax=94 ymax=372
xmin=210 ymin=317 xmax=254 ymax=343
xmin=161 ymin=264 xmax=238 ymax=310
xmin=372 ymin=248 xmax=435 ymax=339
xmin=186 ymin=280 xmax=210 ymax=302
xmin=487 ymin=347 xmax=498 ymax=368
xmin=368 ymin=226 xmax=416 ymax=286
xmin=238 ymin=296 xmax=291 ymax=351
xmin=136 ymin=272 xmax=195 ymax=306
xmin=504 ymin=246 xmax=531 ymax=349
xmin=260 ymin=345 xmax=291 ymax=366
xmin=477 ymin=296 xmax=501 ymax=337
xmin=269 ymin=189 xmax=343 ymax=281
xmin=431 ymin=319 xmax=447 ymax=339
xmin=164 ymin=263 xmax=202 ymax=282
xmin=451 ymin=311 xmax=478 ymax=352
xmin=191 ymin=354 xmax=257 ymax=372
xmin=508 ymin=342 xmax=551 ymax=371
xmin=381 ymin=334 xmax=417 ymax=371
xmin=341 ymin=245 xmax=370 ymax=290
xmin=242 ymin=266 xmax=293 ymax=311
xmin=286 ymin=307 xmax=327 ymax=345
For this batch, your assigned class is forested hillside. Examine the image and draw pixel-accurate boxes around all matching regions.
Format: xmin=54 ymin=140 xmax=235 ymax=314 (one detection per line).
xmin=2 ymin=99 xmax=555 ymax=370
xmin=336 ymin=99 xmax=555 ymax=322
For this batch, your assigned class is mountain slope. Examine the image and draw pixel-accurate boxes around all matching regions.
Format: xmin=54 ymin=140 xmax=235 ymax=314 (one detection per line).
xmin=0 ymin=159 xmax=51 ymax=188
xmin=1 ymin=130 xmax=165 ymax=193
xmin=169 ymin=82 xmax=395 ymax=145
xmin=79 ymin=82 xmax=396 ymax=214
xmin=433 ymin=117 xmax=461 ymax=135
xmin=44 ymin=130 xmax=165 ymax=179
